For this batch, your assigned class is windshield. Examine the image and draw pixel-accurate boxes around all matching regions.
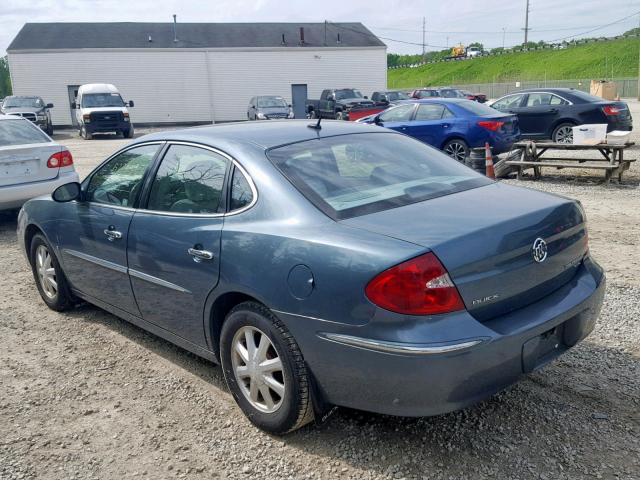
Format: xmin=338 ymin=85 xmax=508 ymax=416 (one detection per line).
xmin=335 ymin=89 xmax=363 ymax=100
xmin=268 ymin=133 xmax=490 ymax=219
xmin=0 ymin=119 xmax=50 ymax=146
xmin=3 ymin=97 xmax=43 ymax=108
xmin=387 ymin=91 xmax=409 ymax=101
xmin=257 ymin=97 xmax=288 ymax=108
xmin=81 ymin=93 xmax=125 ymax=108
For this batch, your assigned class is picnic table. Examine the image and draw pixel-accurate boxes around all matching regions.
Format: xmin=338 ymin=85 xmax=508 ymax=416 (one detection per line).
xmin=505 ymin=141 xmax=636 ymax=183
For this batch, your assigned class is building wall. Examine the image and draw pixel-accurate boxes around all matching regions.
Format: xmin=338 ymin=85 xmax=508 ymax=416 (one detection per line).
xmin=8 ymin=47 xmax=386 ymax=126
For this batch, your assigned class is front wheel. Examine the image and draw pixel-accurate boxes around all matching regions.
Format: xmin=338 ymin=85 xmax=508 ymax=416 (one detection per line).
xmin=552 ymin=123 xmax=574 ymax=144
xmin=442 ymin=139 xmax=469 ymax=163
xmin=220 ymin=302 xmax=314 ymax=434
xmin=124 ymin=125 xmax=134 ymax=138
xmin=46 ymin=123 xmax=53 ymax=136
xmin=80 ymin=125 xmax=92 ymax=140
xmin=29 ymin=234 xmax=75 ymax=311
xmin=307 ymin=110 xmax=317 ymax=119
xmin=335 ymin=111 xmax=345 ymax=121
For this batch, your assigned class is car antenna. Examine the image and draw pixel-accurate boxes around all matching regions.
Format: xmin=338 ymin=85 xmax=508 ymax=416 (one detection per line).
xmin=307 ymin=116 xmax=321 ymax=130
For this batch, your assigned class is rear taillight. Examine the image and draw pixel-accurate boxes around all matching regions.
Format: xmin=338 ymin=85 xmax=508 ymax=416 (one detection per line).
xmin=47 ymin=150 xmax=73 ymax=168
xmin=365 ymin=252 xmax=465 ymax=315
xmin=602 ymin=105 xmax=621 ymax=116
xmin=477 ymin=120 xmax=505 ymax=131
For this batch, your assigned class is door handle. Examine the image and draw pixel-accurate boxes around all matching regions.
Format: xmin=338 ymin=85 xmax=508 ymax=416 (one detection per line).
xmin=442 ymin=124 xmax=450 ymax=128
xmin=188 ymin=247 xmax=214 ymax=263
xmin=103 ymin=228 xmax=122 ymax=241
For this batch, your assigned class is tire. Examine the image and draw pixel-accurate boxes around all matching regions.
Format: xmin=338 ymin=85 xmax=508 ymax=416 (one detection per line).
xmin=308 ymin=110 xmax=317 ymax=119
xmin=494 ymin=148 xmax=523 ymax=178
xmin=552 ymin=122 xmax=574 ymax=144
xmin=124 ymin=125 xmax=134 ymax=138
xmin=220 ymin=301 xmax=314 ymax=434
xmin=442 ymin=139 xmax=469 ymax=163
xmin=335 ymin=111 xmax=345 ymax=121
xmin=29 ymin=233 xmax=75 ymax=312
xmin=46 ymin=122 xmax=53 ymax=136
xmin=80 ymin=125 xmax=92 ymax=140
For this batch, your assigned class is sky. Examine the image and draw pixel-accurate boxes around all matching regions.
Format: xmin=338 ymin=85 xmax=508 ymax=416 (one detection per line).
xmin=2 ymin=0 xmax=640 ymax=56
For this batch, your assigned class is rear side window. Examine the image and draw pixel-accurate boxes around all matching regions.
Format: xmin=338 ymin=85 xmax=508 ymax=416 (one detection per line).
xmin=229 ymin=168 xmax=254 ymax=211
xmin=458 ymin=101 xmax=504 ymax=116
xmin=147 ymin=145 xmax=228 ymax=214
xmin=0 ymin=119 xmax=50 ymax=146
xmin=268 ymin=133 xmax=490 ymax=220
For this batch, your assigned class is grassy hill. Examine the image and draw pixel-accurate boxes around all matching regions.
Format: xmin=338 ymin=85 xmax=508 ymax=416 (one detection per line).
xmin=388 ymin=37 xmax=640 ymax=89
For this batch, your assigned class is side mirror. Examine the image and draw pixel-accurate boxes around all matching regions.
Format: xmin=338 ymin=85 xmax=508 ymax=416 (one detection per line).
xmin=374 ymin=115 xmax=382 ymax=125
xmin=46 ymin=103 xmax=54 ymax=109
xmin=329 ymin=95 xmax=336 ymax=102
xmin=52 ymin=182 xmax=81 ymax=202
xmin=288 ymin=104 xmax=292 ymax=108
xmin=71 ymin=102 xmax=77 ymax=109
xmin=364 ymin=95 xmax=369 ymax=99
xmin=128 ymin=100 xmax=135 ymax=107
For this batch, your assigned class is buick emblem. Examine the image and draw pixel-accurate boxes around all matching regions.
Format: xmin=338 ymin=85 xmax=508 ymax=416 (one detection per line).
xmin=532 ymin=238 xmax=548 ymax=263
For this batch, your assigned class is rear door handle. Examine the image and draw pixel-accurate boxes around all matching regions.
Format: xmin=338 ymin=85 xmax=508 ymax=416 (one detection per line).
xmin=442 ymin=124 xmax=450 ymax=128
xmin=188 ymin=247 xmax=214 ymax=262
xmin=103 ymin=228 xmax=122 ymax=241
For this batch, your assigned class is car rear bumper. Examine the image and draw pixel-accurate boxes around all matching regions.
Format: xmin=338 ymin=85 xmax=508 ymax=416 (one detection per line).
xmin=277 ymin=255 xmax=604 ymax=416
xmin=0 ymin=170 xmax=79 ymax=210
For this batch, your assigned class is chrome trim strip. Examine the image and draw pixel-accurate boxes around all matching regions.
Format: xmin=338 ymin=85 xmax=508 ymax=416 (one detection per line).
xmin=63 ymin=249 xmax=128 ymax=274
xmin=129 ymin=268 xmax=191 ymax=294
xmin=318 ymin=332 xmax=485 ymax=355
xmin=271 ymin=309 xmax=346 ymax=325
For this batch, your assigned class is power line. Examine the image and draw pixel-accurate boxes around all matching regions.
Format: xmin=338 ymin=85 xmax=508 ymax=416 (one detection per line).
xmin=548 ymin=9 xmax=640 ymax=42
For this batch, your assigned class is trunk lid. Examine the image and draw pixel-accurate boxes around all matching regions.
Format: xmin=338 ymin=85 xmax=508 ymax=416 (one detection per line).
xmin=342 ymin=183 xmax=588 ymax=320
xmin=0 ymin=143 xmax=62 ymax=187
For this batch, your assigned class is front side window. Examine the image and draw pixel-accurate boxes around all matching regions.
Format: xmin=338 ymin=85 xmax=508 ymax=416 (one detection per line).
xmin=492 ymin=94 xmax=524 ymax=111
xmin=379 ymin=104 xmax=415 ymax=122
xmin=268 ymin=133 xmax=490 ymax=219
xmin=0 ymin=119 xmax=50 ymax=146
xmin=147 ymin=145 xmax=228 ymax=214
xmin=81 ymin=93 xmax=125 ymax=108
xmin=86 ymin=144 xmax=159 ymax=206
xmin=229 ymin=168 xmax=254 ymax=211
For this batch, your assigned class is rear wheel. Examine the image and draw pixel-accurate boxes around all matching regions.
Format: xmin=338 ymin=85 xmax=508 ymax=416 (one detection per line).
xmin=308 ymin=110 xmax=317 ymax=119
xmin=552 ymin=123 xmax=574 ymax=144
xmin=335 ymin=111 xmax=345 ymax=121
xmin=29 ymin=234 xmax=75 ymax=311
xmin=443 ymin=139 xmax=469 ymax=163
xmin=220 ymin=301 xmax=314 ymax=434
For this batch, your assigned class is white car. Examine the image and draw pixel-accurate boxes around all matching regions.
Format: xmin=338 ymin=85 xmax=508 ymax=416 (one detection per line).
xmin=466 ymin=47 xmax=482 ymax=58
xmin=72 ymin=83 xmax=134 ymax=140
xmin=0 ymin=115 xmax=78 ymax=210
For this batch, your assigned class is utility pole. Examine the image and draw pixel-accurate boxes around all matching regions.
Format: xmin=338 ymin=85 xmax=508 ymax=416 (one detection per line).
xmin=422 ymin=17 xmax=426 ymax=60
xmin=502 ymin=27 xmax=506 ymax=49
xmin=523 ymin=0 xmax=531 ymax=49
xmin=637 ymin=14 xmax=640 ymax=99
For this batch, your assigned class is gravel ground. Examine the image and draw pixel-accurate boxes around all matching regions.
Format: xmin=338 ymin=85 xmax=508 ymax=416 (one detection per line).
xmin=1 ymin=107 xmax=639 ymax=480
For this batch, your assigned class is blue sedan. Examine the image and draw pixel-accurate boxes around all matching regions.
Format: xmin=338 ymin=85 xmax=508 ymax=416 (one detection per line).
xmin=361 ymin=99 xmax=520 ymax=161
xmin=18 ymin=120 xmax=604 ymax=434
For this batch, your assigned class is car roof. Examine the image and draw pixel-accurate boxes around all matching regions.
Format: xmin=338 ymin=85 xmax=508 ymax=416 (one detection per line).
xmin=402 ymin=98 xmax=471 ymax=104
xmin=78 ymin=83 xmax=119 ymax=94
xmin=137 ymin=119 xmax=389 ymax=150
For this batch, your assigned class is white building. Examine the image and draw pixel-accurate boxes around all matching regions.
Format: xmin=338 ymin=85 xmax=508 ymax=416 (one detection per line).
xmin=7 ymin=22 xmax=387 ymax=126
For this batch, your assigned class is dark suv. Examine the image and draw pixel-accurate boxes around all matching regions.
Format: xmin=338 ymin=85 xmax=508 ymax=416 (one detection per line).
xmin=1 ymin=96 xmax=54 ymax=135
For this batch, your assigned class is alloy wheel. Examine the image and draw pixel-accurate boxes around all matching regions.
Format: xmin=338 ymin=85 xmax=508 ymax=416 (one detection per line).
xmin=444 ymin=142 xmax=467 ymax=162
xmin=231 ymin=326 xmax=285 ymax=413
xmin=36 ymin=244 xmax=57 ymax=299
xmin=554 ymin=126 xmax=573 ymax=144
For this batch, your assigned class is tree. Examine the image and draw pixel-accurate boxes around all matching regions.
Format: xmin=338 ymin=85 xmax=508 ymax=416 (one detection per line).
xmin=468 ymin=42 xmax=484 ymax=51
xmin=0 ymin=57 xmax=12 ymax=98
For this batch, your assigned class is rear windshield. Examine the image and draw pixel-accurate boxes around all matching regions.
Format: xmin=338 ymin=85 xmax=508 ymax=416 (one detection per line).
xmin=567 ymin=90 xmax=606 ymax=103
xmin=0 ymin=119 xmax=50 ymax=146
xmin=458 ymin=101 xmax=503 ymax=116
xmin=267 ymin=133 xmax=490 ymax=219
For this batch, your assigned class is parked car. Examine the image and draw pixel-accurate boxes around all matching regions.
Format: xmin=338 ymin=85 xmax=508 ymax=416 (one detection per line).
xmin=1 ymin=95 xmax=54 ymax=135
xmin=0 ymin=115 xmax=77 ymax=211
xmin=460 ymin=90 xmax=488 ymax=103
xmin=18 ymin=121 xmax=604 ymax=434
xmin=466 ymin=46 xmax=482 ymax=58
xmin=362 ymin=99 xmax=520 ymax=161
xmin=247 ymin=96 xmax=294 ymax=120
xmin=71 ymin=83 xmax=135 ymax=140
xmin=490 ymin=88 xmax=633 ymax=143
xmin=411 ymin=88 xmax=440 ymax=99
xmin=371 ymin=90 xmax=410 ymax=104
xmin=306 ymin=88 xmax=376 ymax=120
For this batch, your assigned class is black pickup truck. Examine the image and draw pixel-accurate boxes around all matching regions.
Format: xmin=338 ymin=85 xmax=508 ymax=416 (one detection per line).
xmin=306 ymin=88 xmax=377 ymax=120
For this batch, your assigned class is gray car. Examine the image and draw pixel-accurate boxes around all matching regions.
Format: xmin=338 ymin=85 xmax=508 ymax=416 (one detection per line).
xmin=1 ymin=95 xmax=54 ymax=135
xmin=0 ymin=115 xmax=78 ymax=210
xmin=247 ymin=96 xmax=294 ymax=120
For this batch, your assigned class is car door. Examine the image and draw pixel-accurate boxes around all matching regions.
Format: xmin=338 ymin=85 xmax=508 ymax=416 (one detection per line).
xmin=126 ymin=143 xmax=231 ymax=346
xmin=58 ymin=143 xmax=162 ymax=315
xmin=516 ymin=92 xmax=567 ymax=137
xmin=405 ymin=103 xmax=456 ymax=146
xmin=376 ymin=103 xmax=417 ymax=133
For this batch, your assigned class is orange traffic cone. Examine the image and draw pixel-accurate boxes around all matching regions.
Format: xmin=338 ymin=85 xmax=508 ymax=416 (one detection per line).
xmin=485 ymin=142 xmax=496 ymax=179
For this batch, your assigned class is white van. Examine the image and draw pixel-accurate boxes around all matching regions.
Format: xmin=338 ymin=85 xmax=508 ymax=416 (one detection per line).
xmin=72 ymin=84 xmax=134 ymax=140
